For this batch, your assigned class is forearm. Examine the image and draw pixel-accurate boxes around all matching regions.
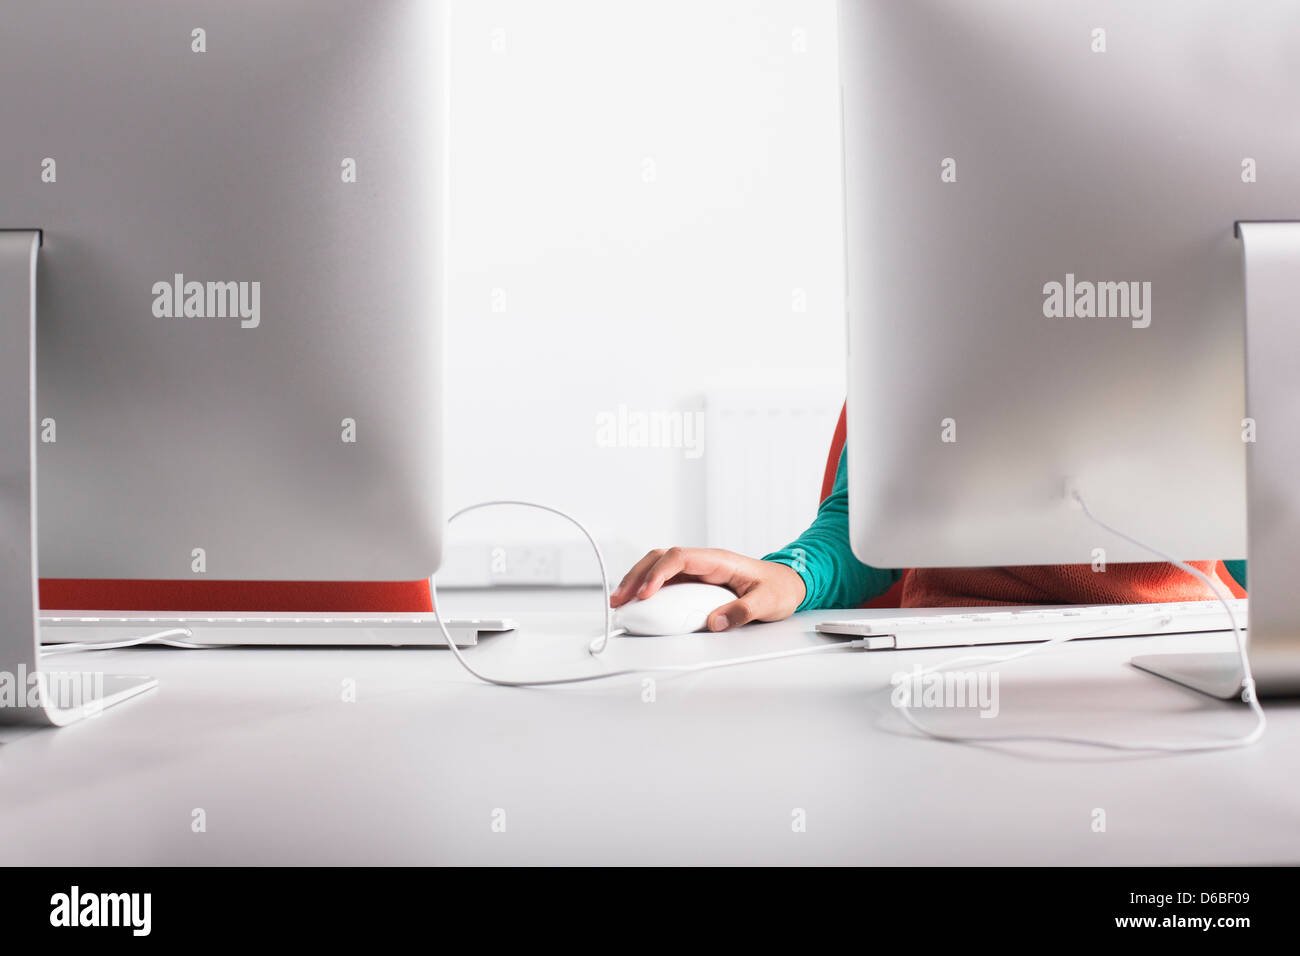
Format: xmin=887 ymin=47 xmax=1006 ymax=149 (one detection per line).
xmin=763 ymin=450 xmax=900 ymax=610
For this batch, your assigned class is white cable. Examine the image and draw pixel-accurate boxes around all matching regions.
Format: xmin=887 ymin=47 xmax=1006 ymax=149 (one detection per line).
xmin=39 ymin=627 xmax=220 ymax=655
xmin=894 ymin=492 xmax=1265 ymax=752
xmin=429 ymin=500 xmax=866 ymax=687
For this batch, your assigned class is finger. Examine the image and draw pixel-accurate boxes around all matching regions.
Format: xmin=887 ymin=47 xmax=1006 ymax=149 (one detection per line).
xmin=637 ymin=548 xmax=735 ymax=599
xmin=708 ymin=596 xmax=761 ymax=632
xmin=611 ymin=550 xmax=664 ymax=606
xmin=635 ymin=548 xmax=691 ymax=600
xmin=613 ymin=552 xmax=662 ymax=605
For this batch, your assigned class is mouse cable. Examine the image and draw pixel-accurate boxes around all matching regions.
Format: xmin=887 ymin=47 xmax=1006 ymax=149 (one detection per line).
xmin=40 ymin=627 xmax=221 ymax=655
xmin=429 ymin=500 xmax=868 ymax=688
xmin=39 ymin=629 xmax=223 ymax=658
xmin=892 ymin=492 xmax=1265 ymax=752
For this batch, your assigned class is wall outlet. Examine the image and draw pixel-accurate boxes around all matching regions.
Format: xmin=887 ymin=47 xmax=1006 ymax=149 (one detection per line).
xmin=437 ymin=538 xmax=636 ymax=588
xmin=486 ymin=544 xmax=562 ymax=585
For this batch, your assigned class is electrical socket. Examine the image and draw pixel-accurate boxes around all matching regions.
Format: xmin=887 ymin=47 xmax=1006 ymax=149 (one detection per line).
xmin=487 ymin=544 xmax=562 ymax=585
xmin=436 ymin=537 xmax=637 ymax=588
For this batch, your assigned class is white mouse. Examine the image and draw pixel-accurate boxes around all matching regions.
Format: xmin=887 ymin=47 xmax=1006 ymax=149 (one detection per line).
xmin=612 ymin=582 xmax=738 ymax=636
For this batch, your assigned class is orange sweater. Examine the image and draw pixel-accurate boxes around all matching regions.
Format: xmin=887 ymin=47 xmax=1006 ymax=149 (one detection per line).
xmin=899 ymin=561 xmax=1244 ymax=607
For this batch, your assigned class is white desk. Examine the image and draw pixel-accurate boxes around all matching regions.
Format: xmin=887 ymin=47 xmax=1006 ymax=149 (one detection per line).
xmin=1 ymin=589 xmax=1295 ymax=866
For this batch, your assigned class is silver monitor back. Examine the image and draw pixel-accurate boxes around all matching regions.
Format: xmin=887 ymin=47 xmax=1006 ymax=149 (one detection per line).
xmin=837 ymin=0 xmax=1300 ymax=570
xmin=0 ymin=0 xmax=445 ymax=581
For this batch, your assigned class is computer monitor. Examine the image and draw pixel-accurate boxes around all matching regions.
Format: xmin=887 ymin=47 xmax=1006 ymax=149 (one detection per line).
xmin=837 ymin=0 xmax=1300 ymax=695
xmin=0 ymin=1 xmax=446 ymax=723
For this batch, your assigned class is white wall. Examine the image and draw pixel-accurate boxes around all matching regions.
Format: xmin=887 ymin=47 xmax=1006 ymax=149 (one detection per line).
xmin=443 ymin=0 xmax=846 ymax=581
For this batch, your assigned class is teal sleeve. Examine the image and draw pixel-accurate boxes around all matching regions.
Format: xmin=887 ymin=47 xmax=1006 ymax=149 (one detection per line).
xmin=762 ymin=449 xmax=902 ymax=610
xmin=1224 ymin=559 xmax=1247 ymax=590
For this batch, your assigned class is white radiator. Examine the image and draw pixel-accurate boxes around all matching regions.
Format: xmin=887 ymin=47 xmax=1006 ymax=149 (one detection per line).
xmin=704 ymin=387 xmax=844 ymax=558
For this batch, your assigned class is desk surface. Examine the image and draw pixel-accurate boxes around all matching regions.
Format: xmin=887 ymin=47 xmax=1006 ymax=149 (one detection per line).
xmin=1 ymin=589 xmax=1295 ymax=866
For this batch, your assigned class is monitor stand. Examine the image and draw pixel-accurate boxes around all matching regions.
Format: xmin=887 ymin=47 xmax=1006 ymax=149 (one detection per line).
xmin=1131 ymin=221 xmax=1300 ymax=701
xmin=0 ymin=230 xmax=156 ymax=726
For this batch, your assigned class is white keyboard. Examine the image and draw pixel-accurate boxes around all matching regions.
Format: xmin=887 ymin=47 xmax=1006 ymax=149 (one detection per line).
xmin=815 ymin=600 xmax=1247 ymax=650
xmin=39 ymin=612 xmax=517 ymax=648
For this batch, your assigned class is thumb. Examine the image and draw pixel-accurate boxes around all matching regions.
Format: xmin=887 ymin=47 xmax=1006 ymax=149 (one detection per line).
xmin=708 ymin=596 xmax=760 ymax=632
